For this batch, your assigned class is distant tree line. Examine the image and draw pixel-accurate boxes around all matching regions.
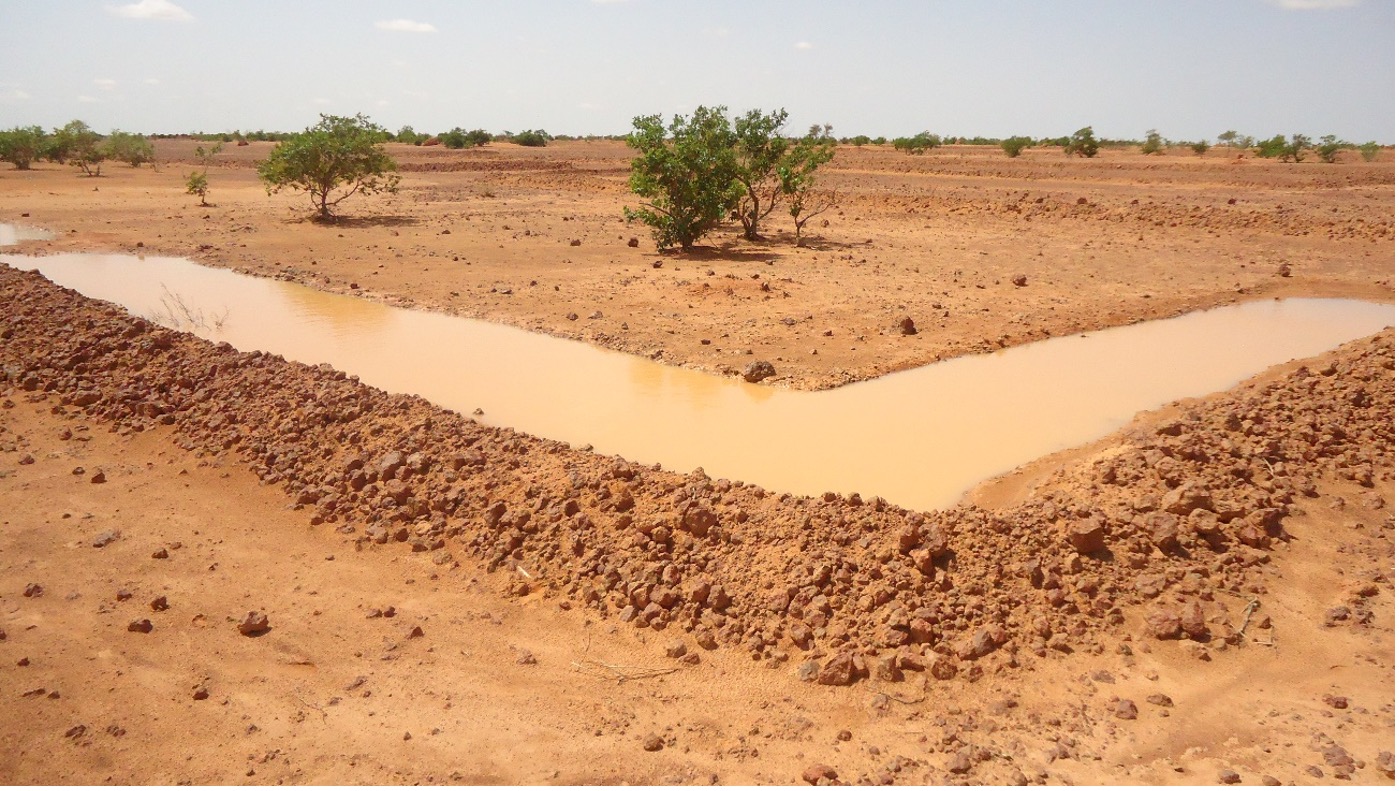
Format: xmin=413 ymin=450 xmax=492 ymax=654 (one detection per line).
xmin=0 ymin=121 xmax=154 ymax=175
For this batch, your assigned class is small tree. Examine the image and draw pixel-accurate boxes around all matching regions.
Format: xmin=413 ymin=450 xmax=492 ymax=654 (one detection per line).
xmin=47 ymin=120 xmax=103 ymax=171
xmin=1255 ymin=134 xmax=1287 ymax=159
xmin=185 ymin=142 xmax=223 ymax=206
xmin=1000 ymin=136 xmax=1033 ymax=158
xmin=104 ymin=130 xmax=155 ymax=167
xmin=1217 ymin=130 xmax=1239 ymax=147
xmin=395 ymin=125 xmax=428 ymax=145
xmin=1315 ymin=134 xmax=1344 ymax=164
xmin=624 ymin=106 xmax=740 ymax=251
xmin=465 ymin=128 xmax=491 ymax=147
xmin=1064 ymin=127 xmax=1098 ymax=158
xmin=0 ymin=125 xmax=47 ymax=170
xmin=732 ymin=108 xmax=793 ymax=241
xmin=892 ymin=131 xmax=940 ymax=154
xmin=1358 ymin=141 xmax=1381 ymax=162
xmin=257 ymin=113 xmax=401 ymax=221
xmin=1190 ymin=140 xmax=1210 ymax=156
xmin=781 ymin=124 xmax=838 ymax=246
xmin=1141 ymin=129 xmax=1165 ymax=155
xmin=511 ymin=129 xmax=550 ymax=147
xmin=438 ymin=127 xmax=469 ymax=149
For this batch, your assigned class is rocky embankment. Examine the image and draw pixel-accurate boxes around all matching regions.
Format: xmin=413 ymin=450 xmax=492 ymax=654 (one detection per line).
xmin=1 ymin=264 xmax=1392 ymax=685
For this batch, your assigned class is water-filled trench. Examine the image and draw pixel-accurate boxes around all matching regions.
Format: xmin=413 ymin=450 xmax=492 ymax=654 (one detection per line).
xmin=3 ymin=244 xmax=1392 ymax=512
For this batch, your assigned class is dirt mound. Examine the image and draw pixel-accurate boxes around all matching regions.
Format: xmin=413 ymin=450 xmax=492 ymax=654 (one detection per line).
xmin=2 ymin=264 xmax=1392 ymax=687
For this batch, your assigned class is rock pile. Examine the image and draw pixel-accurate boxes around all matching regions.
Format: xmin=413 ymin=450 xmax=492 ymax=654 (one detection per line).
xmin=1 ymin=264 xmax=1392 ymax=684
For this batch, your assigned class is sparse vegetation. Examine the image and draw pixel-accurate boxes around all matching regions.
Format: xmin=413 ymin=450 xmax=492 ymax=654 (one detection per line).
xmin=104 ymin=131 xmax=155 ymax=167
xmin=1256 ymin=133 xmax=1311 ymax=163
xmin=511 ymin=129 xmax=551 ymax=147
xmin=256 ymin=113 xmax=401 ymax=221
xmin=891 ymin=131 xmax=940 ymax=155
xmin=782 ymin=125 xmax=838 ymax=246
xmin=184 ymin=142 xmax=223 ymax=206
xmin=439 ymin=127 xmax=492 ymax=149
xmin=0 ymin=125 xmax=47 ymax=170
xmin=1141 ymin=129 xmax=1165 ymax=155
xmin=1315 ymin=134 xmax=1344 ymax=164
xmin=624 ymin=106 xmax=838 ymax=251
xmin=624 ymin=106 xmax=740 ymax=251
xmin=1000 ymin=136 xmax=1033 ymax=158
xmin=1358 ymin=140 xmax=1381 ymax=162
xmin=1064 ymin=127 xmax=1099 ymax=158
xmin=1190 ymin=140 xmax=1210 ymax=156
xmin=394 ymin=126 xmax=430 ymax=146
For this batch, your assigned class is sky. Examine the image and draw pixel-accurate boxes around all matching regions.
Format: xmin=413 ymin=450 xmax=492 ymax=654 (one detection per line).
xmin=0 ymin=0 xmax=1393 ymax=142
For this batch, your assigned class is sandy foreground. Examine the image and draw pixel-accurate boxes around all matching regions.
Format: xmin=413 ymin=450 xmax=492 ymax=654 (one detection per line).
xmin=0 ymin=141 xmax=1394 ymax=785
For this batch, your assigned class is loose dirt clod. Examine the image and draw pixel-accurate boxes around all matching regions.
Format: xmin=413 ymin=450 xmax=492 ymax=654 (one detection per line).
xmin=237 ymin=611 xmax=269 ymax=636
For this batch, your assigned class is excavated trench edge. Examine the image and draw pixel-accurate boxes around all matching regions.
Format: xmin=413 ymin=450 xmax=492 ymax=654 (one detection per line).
xmin=1 ymin=263 xmax=1393 ymax=686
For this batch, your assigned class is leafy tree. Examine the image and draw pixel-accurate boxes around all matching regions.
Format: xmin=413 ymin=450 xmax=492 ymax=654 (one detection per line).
xmin=1190 ymin=140 xmax=1210 ymax=156
xmin=1064 ymin=127 xmax=1099 ymax=158
xmin=0 ymin=125 xmax=47 ymax=170
xmin=1358 ymin=141 xmax=1381 ymax=162
xmin=438 ymin=127 xmax=492 ymax=149
xmin=892 ymin=131 xmax=940 ymax=154
xmin=1000 ymin=136 xmax=1033 ymax=158
xmin=185 ymin=142 xmax=223 ymax=206
xmin=1217 ymin=130 xmax=1239 ymax=147
xmin=781 ymin=124 xmax=838 ymax=246
xmin=256 ymin=113 xmax=401 ymax=221
xmin=848 ymin=135 xmax=871 ymax=147
xmin=104 ymin=131 xmax=155 ymax=167
xmin=1314 ymin=134 xmax=1344 ymax=164
xmin=732 ymin=108 xmax=794 ymax=240
xmin=1257 ymin=134 xmax=1310 ymax=163
xmin=871 ymin=136 xmax=887 ymax=146
xmin=46 ymin=120 xmax=100 ymax=165
xmin=395 ymin=125 xmax=429 ymax=145
xmin=511 ymin=129 xmax=550 ymax=147
xmin=624 ymin=106 xmax=740 ymax=251
xmin=1141 ymin=129 xmax=1165 ymax=155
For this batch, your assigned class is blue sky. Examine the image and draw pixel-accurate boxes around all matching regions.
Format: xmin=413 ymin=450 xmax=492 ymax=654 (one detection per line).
xmin=1 ymin=0 xmax=1393 ymax=142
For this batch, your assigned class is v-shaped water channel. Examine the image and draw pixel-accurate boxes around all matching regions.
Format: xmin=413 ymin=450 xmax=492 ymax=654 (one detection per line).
xmin=4 ymin=250 xmax=1392 ymax=511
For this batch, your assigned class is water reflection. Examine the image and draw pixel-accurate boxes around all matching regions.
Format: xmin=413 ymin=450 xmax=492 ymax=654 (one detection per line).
xmin=5 ymin=251 xmax=1392 ymax=512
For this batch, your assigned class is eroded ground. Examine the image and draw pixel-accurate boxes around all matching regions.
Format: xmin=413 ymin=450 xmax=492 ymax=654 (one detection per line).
xmin=0 ymin=141 xmax=1393 ymax=785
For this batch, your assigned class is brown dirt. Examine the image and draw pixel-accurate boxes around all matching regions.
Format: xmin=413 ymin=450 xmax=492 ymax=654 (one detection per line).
xmin=0 ymin=140 xmax=1391 ymax=389
xmin=0 ymin=141 xmax=1393 ymax=785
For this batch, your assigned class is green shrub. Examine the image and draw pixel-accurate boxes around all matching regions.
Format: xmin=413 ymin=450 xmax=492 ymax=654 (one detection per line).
xmin=1190 ymin=140 xmax=1210 ymax=156
xmin=1141 ymin=129 xmax=1165 ymax=155
xmin=848 ymin=135 xmax=871 ymax=147
xmin=104 ymin=131 xmax=155 ymax=167
xmin=1358 ymin=141 xmax=1381 ymax=162
xmin=624 ymin=106 xmax=740 ymax=251
xmin=0 ymin=125 xmax=47 ymax=169
xmin=511 ymin=129 xmax=550 ymax=147
xmin=1000 ymin=136 xmax=1033 ymax=158
xmin=892 ymin=131 xmax=940 ymax=155
xmin=257 ymin=113 xmax=400 ymax=220
xmin=1064 ymin=127 xmax=1099 ymax=158
xmin=1315 ymin=134 xmax=1344 ymax=164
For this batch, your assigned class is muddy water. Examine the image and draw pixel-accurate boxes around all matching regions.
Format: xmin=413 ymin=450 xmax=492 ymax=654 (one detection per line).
xmin=5 ymin=251 xmax=1393 ymax=512
xmin=0 ymin=224 xmax=54 ymax=246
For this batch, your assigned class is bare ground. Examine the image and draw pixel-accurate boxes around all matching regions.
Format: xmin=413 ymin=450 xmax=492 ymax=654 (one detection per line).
xmin=0 ymin=141 xmax=1393 ymax=785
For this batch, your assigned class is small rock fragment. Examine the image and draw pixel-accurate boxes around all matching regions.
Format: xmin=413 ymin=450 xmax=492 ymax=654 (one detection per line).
xmin=1218 ymin=768 xmax=1241 ymax=785
xmin=642 ymin=734 xmax=664 ymax=752
xmin=237 ymin=611 xmax=270 ymax=636
xmin=802 ymin=764 xmax=838 ymax=784
xmin=127 ymin=619 xmax=153 ymax=633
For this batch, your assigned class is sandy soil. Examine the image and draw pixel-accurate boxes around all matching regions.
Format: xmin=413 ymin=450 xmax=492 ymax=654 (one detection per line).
xmin=0 ymin=141 xmax=1394 ymax=785
xmin=0 ymin=140 xmax=1391 ymax=389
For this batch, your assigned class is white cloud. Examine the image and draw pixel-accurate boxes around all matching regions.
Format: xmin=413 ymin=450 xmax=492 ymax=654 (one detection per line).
xmin=704 ymin=26 xmax=731 ymax=37
xmin=375 ymin=19 xmax=437 ymax=33
xmin=1265 ymin=0 xmax=1359 ymax=8
xmin=0 ymin=86 xmax=31 ymax=101
xmin=591 ymin=0 xmax=632 ymax=4
xmin=107 ymin=0 xmax=193 ymax=21
xmin=77 ymin=95 xmax=99 ymax=103
xmin=311 ymin=97 xmax=331 ymax=105
xmin=794 ymin=41 xmax=814 ymax=50
xmin=144 ymin=78 xmax=160 ymax=85
xmin=94 ymin=78 xmax=118 ymax=90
